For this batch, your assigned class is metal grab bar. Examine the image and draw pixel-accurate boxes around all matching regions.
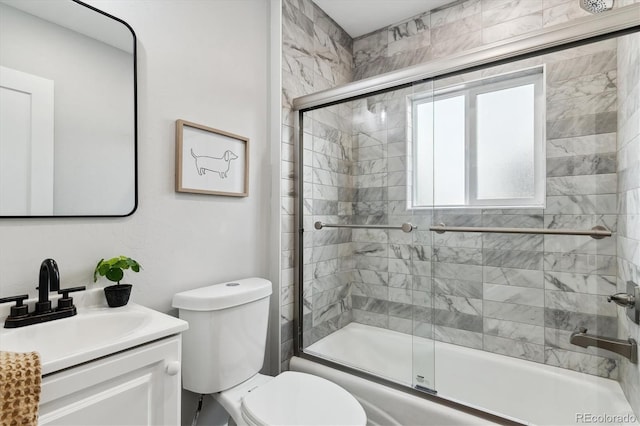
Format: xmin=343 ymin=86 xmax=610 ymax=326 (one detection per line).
xmin=314 ymin=221 xmax=417 ymax=233
xmin=429 ymin=224 xmax=611 ymax=240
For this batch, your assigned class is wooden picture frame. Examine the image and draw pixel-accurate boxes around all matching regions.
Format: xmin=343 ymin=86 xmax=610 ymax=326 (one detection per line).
xmin=175 ymin=119 xmax=249 ymax=197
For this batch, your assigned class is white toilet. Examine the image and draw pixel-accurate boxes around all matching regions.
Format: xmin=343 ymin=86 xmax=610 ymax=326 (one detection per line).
xmin=172 ymin=277 xmax=366 ymax=426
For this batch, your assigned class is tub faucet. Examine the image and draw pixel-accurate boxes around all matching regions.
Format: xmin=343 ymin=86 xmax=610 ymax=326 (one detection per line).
xmin=36 ymin=258 xmax=60 ymax=314
xmin=570 ymin=328 xmax=637 ymax=364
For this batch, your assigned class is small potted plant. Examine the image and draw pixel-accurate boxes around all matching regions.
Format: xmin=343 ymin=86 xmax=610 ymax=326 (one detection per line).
xmin=94 ymin=256 xmax=142 ymax=307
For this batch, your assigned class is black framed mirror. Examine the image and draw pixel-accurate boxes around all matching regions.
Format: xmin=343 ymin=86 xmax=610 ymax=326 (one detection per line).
xmin=0 ymin=0 xmax=137 ymax=217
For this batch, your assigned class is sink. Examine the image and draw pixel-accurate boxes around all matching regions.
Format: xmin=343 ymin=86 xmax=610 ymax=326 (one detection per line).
xmin=0 ymin=292 xmax=188 ymax=375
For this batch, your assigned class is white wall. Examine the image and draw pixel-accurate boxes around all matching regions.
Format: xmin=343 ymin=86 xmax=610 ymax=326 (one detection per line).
xmin=0 ymin=1 xmax=273 ymax=424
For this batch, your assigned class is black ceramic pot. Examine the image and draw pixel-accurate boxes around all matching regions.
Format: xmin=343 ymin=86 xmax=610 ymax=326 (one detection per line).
xmin=104 ymin=284 xmax=132 ymax=307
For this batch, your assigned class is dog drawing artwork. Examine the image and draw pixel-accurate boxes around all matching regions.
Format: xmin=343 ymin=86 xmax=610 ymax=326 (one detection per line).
xmin=191 ymin=148 xmax=238 ymax=178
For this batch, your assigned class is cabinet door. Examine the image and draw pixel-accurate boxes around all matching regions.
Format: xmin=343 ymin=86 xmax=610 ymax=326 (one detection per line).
xmin=39 ymin=336 xmax=182 ymax=426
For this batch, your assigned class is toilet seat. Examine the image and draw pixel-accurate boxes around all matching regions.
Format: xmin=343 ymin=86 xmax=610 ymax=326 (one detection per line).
xmin=240 ymin=371 xmax=366 ymax=426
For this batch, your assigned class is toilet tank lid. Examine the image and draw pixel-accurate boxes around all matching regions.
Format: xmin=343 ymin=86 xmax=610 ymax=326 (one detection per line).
xmin=172 ymin=277 xmax=272 ymax=311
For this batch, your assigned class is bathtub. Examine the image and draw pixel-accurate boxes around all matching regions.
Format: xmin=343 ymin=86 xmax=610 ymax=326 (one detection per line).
xmin=297 ymin=323 xmax=638 ymax=426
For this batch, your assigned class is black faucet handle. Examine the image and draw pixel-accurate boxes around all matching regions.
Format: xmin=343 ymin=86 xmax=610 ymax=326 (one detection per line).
xmin=0 ymin=294 xmax=30 ymax=318
xmin=57 ymin=286 xmax=86 ymax=310
xmin=58 ymin=286 xmax=86 ymax=298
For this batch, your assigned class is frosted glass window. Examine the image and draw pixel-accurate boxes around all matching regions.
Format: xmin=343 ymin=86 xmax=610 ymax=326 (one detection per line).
xmin=411 ymin=68 xmax=544 ymax=209
xmin=414 ymin=96 xmax=465 ymax=206
xmin=476 ymin=84 xmax=535 ymax=200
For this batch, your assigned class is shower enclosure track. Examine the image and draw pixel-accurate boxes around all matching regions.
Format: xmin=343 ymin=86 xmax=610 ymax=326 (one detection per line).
xmin=313 ymin=221 xmax=611 ymax=239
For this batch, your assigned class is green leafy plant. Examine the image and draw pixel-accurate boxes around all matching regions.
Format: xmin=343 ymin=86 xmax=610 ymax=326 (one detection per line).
xmin=94 ymin=256 xmax=142 ymax=286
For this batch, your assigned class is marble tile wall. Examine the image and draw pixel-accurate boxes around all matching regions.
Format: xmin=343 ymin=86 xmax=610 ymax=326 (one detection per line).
xmin=281 ymin=0 xmax=353 ymax=369
xmin=282 ymin=0 xmax=638 ymax=383
xmin=354 ymin=0 xmax=598 ymax=80
xmin=616 ymin=1 xmax=640 ymax=414
xmin=347 ymin=37 xmax=623 ymax=378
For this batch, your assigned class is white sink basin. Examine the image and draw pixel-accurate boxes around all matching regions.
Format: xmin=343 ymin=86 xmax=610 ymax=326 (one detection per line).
xmin=0 ymin=297 xmax=188 ymax=375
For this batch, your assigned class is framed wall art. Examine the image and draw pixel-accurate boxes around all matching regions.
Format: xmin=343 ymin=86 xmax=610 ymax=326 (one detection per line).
xmin=175 ymin=119 xmax=249 ymax=197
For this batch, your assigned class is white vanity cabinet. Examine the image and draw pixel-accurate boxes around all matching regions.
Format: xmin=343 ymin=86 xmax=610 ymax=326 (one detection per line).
xmin=38 ymin=335 xmax=182 ymax=426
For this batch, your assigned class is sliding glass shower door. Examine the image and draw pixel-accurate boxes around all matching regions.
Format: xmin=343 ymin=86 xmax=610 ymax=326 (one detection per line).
xmin=299 ymin=81 xmax=436 ymax=391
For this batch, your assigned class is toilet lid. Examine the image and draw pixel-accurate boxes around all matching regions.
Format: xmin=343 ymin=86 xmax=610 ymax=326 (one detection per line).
xmin=241 ymin=371 xmax=366 ymax=426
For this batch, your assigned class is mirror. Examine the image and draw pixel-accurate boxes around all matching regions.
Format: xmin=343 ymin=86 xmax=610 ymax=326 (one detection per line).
xmin=0 ymin=0 xmax=136 ymax=217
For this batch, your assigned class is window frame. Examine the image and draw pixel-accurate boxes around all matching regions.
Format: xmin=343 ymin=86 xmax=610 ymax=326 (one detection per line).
xmin=410 ymin=67 xmax=546 ymax=210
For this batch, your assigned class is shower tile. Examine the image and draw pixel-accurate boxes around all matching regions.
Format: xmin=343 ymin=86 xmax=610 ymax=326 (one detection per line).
xmin=544 ymin=234 xmax=616 ymax=255
xmin=355 ymin=255 xmax=389 ymax=272
xmin=542 ymin=0 xmax=591 ymax=27
xmin=313 ymin=258 xmax=339 ymax=278
xmin=547 ymin=91 xmax=617 ymax=122
xmin=388 ymin=258 xmax=411 ymax=274
xmin=353 ymin=29 xmax=388 ymax=68
xmin=411 ymin=260 xmax=432 ymax=277
xmin=353 ymin=269 xmax=387 ymax=284
xmin=433 ymin=231 xmax=483 ymax=248
xmin=432 ymin=247 xmax=483 ymax=265
xmin=389 ymin=317 xmax=413 ymax=334
xmin=389 ymin=244 xmax=413 ymax=260
xmin=431 ymin=0 xmax=481 ymax=28
xmin=352 ymin=283 xmax=388 ymax=299
xmin=482 ymin=0 xmax=543 ymax=27
xmin=544 ymin=348 xmax=618 ymax=379
xmin=547 ymin=133 xmax=617 ymax=158
xmin=389 ymin=273 xmax=412 ymax=288
xmin=433 ymin=277 xmax=483 ymax=298
xmin=547 ymin=70 xmax=617 ymax=104
xmin=389 ymin=287 xmax=413 ymax=304
xmin=484 ymin=318 xmax=545 ymax=344
xmin=547 ymin=173 xmax=617 ymax=197
xmin=544 ymin=214 xmax=618 ymax=232
xmin=433 ymin=212 xmax=483 ymax=227
xmin=410 ymin=245 xmax=432 ymax=261
xmin=313 ymin=298 xmax=349 ymax=325
xmin=546 ymin=154 xmax=617 ymax=177
xmin=543 ymin=252 xmax=616 ymax=275
xmin=434 ymin=262 xmax=483 ymax=282
xmin=353 ymin=309 xmax=388 ymax=328
xmin=434 ymin=294 xmax=482 ymax=316
xmin=315 ymin=284 xmax=350 ymax=309
xmin=483 ymin=267 xmax=544 ymax=288
xmin=412 ymin=290 xmax=432 ymax=307
xmin=482 ymin=213 xmax=543 ymax=228
xmin=483 ymin=249 xmax=544 ymax=270
xmin=483 ymin=300 xmax=544 ymax=326
xmin=389 ymin=301 xmax=414 ymax=320
xmin=414 ymin=322 xmax=435 ymax=339
xmin=482 ymin=233 xmax=543 ymax=252
xmin=483 ymin=335 xmax=545 ymax=363
xmin=352 ymin=228 xmax=388 ymax=243
xmin=482 ymin=12 xmax=542 ymax=44
xmin=434 ymin=326 xmax=483 ymax=350
xmin=413 ymin=305 xmax=434 ymax=323
xmin=547 ymin=50 xmax=616 ymax=84
xmin=352 ymin=295 xmax=387 ymax=314
xmin=546 ymin=290 xmax=616 ymax=317
xmin=547 ymin=111 xmax=618 ymax=139
xmin=412 ymin=276 xmax=432 ymax=293
xmin=432 ymin=30 xmax=482 ymax=59
xmin=545 ymin=194 xmax=617 ymax=214
xmin=484 ymin=283 xmax=544 ymax=307
xmin=544 ymin=271 xmax=617 ymax=295
xmin=545 ymin=308 xmax=617 ymax=336
xmin=434 ymin=309 xmax=483 ymax=333
xmin=353 ymin=242 xmax=388 ymax=257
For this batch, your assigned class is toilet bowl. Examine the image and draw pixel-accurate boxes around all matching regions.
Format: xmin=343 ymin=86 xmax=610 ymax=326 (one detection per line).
xmin=172 ymin=278 xmax=366 ymax=426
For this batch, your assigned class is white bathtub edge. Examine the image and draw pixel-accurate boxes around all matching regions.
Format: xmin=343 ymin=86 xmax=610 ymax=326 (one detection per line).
xmin=290 ymin=356 xmax=517 ymax=426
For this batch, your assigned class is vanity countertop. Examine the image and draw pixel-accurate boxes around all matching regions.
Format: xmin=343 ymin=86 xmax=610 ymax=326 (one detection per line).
xmin=0 ymin=289 xmax=188 ymax=375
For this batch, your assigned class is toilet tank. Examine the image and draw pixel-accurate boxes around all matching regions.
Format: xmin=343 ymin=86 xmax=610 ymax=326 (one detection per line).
xmin=172 ymin=278 xmax=272 ymax=394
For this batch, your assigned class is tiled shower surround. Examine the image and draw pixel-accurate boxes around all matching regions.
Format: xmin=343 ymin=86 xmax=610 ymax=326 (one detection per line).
xmin=281 ymin=0 xmax=639 ymax=409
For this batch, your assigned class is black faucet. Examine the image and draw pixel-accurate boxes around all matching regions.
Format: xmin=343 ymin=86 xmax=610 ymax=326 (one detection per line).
xmin=36 ymin=258 xmax=60 ymax=314
xmin=0 ymin=258 xmax=85 ymax=328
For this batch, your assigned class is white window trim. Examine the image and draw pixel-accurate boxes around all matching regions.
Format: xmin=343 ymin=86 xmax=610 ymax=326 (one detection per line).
xmin=409 ymin=67 xmax=546 ymax=210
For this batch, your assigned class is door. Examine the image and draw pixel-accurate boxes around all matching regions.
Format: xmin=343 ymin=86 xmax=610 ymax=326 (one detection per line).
xmin=0 ymin=65 xmax=54 ymax=215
